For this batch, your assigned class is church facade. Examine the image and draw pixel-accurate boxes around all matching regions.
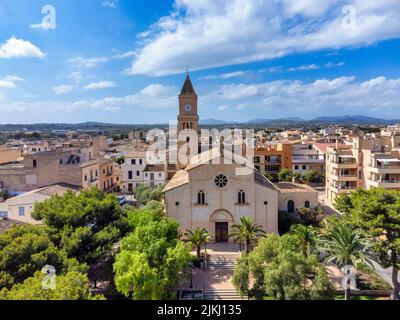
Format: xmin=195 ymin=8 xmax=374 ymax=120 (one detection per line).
xmin=163 ymin=75 xmax=318 ymax=242
xmin=163 ymin=149 xmax=280 ymax=241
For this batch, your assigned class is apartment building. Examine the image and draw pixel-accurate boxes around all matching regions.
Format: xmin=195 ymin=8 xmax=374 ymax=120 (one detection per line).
xmin=81 ymin=157 xmax=116 ymax=192
xmin=252 ymin=143 xmax=292 ymax=177
xmin=326 ymin=134 xmax=400 ymax=202
xmin=292 ymin=142 xmax=325 ymax=175
xmin=143 ymin=165 xmax=167 ymax=187
xmin=326 ymin=145 xmax=359 ymax=202
xmin=121 ymin=151 xmax=147 ymax=193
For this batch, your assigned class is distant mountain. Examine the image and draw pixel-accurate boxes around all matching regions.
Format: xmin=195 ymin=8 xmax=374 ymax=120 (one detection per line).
xmin=200 ymin=119 xmax=232 ymax=125
xmin=312 ymin=115 xmax=399 ymax=125
xmin=246 ymin=118 xmax=272 ymax=124
xmin=1 ymin=115 xmax=399 ymax=132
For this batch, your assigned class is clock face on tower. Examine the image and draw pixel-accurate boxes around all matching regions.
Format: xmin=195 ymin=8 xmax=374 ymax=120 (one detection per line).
xmin=184 ymin=104 xmax=192 ymax=112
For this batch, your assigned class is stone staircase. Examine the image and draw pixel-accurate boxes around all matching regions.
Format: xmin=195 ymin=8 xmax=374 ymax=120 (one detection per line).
xmin=208 ymin=254 xmax=238 ymax=271
xmin=203 ymin=253 xmax=247 ymax=300
xmin=203 ymin=289 xmax=245 ymax=300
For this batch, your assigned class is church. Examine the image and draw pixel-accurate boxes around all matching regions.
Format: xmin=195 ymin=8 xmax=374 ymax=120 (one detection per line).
xmin=163 ymin=74 xmax=318 ymax=242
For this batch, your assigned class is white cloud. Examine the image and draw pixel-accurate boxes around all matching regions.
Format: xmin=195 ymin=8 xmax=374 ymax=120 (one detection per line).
xmin=102 ymin=0 xmax=118 ymax=8
xmin=66 ymin=71 xmax=83 ymax=83
xmin=126 ymin=0 xmax=400 ymax=76
xmin=200 ymin=71 xmax=247 ymax=80
xmin=74 ymin=84 xmax=177 ymax=111
xmin=288 ymin=64 xmax=320 ymax=71
xmin=325 ymin=61 xmax=345 ymax=68
xmin=0 ymin=37 xmax=45 ymax=59
xmin=83 ymin=81 xmax=117 ymax=90
xmin=218 ymin=105 xmax=229 ymax=111
xmin=209 ymin=76 xmax=400 ymax=116
xmin=52 ymin=84 xmax=74 ymax=95
xmin=0 ymin=75 xmax=25 ymax=88
xmin=113 ymin=51 xmax=136 ymax=59
xmin=69 ymin=57 xmax=108 ymax=69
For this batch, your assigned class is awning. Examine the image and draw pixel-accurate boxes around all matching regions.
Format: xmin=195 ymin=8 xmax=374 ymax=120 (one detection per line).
xmin=377 ymin=158 xmax=400 ymax=163
xmin=338 ymin=155 xmax=354 ymax=158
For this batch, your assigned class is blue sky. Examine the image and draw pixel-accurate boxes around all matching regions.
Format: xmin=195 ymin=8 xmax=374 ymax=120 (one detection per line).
xmin=0 ymin=0 xmax=400 ymax=124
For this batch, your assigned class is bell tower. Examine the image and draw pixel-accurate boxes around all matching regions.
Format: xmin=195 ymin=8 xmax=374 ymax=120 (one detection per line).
xmin=178 ymin=73 xmax=199 ymax=133
xmin=176 ymin=73 xmax=200 ymax=169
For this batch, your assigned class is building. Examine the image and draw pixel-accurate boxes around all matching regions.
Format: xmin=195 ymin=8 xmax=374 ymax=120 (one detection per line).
xmin=163 ymin=75 xmax=318 ymax=242
xmin=326 ymin=135 xmax=400 ymax=202
xmin=81 ymin=157 xmax=116 ymax=192
xmin=120 ymin=151 xmax=147 ymax=193
xmin=0 ymin=147 xmax=23 ymax=165
xmin=164 ymin=148 xmax=279 ymax=241
xmin=292 ymin=142 xmax=325 ymax=175
xmin=325 ymin=145 xmax=359 ymax=202
xmin=276 ymin=182 xmax=319 ymax=213
xmin=143 ymin=165 xmax=167 ymax=187
xmin=3 ymin=183 xmax=81 ymax=224
xmin=252 ymin=143 xmax=292 ymax=177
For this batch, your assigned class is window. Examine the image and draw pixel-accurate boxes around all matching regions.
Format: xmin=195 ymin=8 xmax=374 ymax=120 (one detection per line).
xmin=18 ymin=207 xmax=25 ymax=216
xmin=33 ymin=160 xmax=37 ymax=168
xmin=302 ymin=165 xmax=307 ymax=170
xmin=139 ymin=159 xmax=143 ymax=165
xmin=214 ymin=174 xmax=228 ymax=188
xmin=128 ymin=171 xmax=133 ymax=179
xmin=84 ymin=175 xmax=88 ymax=182
xmin=136 ymin=171 xmax=140 ymax=176
xmin=294 ymin=165 xmax=299 ymax=170
xmin=305 ymin=201 xmax=310 ymax=208
xmin=131 ymin=159 xmax=136 ymax=165
xmin=197 ymin=190 xmax=206 ymax=205
xmin=59 ymin=159 xmax=63 ymax=165
xmin=238 ymin=190 xmax=246 ymax=204
xmin=158 ymin=173 xmax=162 ymax=177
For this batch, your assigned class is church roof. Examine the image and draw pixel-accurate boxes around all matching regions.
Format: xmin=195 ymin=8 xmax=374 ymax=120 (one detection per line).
xmin=163 ymin=148 xmax=278 ymax=192
xmin=180 ymin=74 xmax=197 ymax=95
xmin=163 ymin=169 xmax=189 ymax=192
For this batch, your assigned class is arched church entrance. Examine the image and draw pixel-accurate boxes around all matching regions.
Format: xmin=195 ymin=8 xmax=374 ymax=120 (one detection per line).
xmin=209 ymin=210 xmax=234 ymax=243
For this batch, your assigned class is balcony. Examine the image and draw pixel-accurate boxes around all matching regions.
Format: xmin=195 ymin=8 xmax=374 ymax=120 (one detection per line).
xmin=369 ymin=179 xmax=400 ymax=189
xmin=330 ymin=172 xmax=358 ymax=182
xmin=369 ymin=161 xmax=400 ymax=174
xmin=330 ymin=185 xmax=357 ymax=194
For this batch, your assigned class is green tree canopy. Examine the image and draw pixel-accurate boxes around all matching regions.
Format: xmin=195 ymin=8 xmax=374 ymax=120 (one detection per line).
xmin=334 ymin=188 xmax=400 ymax=300
xmin=184 ymin=228 xmax=211 ymax=259
xmin=32 ymin=187 xmax=127 ymax=263
xmin=133 ymin=185 xmax=164 ymax=206
xmin=278 ymin=169 xmax=293 ymax=182
xmin=0 ymin=271 xmax=103 ymax=300
xmin=0 ymin=224 xmax=85 ymax=289
xmin=233 ymin=232 xmax=332 ymax=300
xmin=114 ymin=202 xmax=191 ymax=300
xmin=229 ymin=217 xmax=265 ymax=253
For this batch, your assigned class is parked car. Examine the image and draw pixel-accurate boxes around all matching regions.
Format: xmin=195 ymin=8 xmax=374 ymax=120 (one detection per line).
xmin=118 ymin=196 xmax=126 ymax=206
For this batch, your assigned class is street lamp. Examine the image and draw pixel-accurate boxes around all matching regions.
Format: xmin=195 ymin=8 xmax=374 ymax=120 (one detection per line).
xmin=322 ymin=199 xmax=325 ymax=214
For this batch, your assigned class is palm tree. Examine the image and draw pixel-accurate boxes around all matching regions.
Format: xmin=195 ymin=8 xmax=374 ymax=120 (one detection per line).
xmin=290 ymin=224 xmax=317 ymax=257
xmin=229 ymin=217 xmax=266 ymax=253
xmin=317 ymin=222 xmax=375 ymax=300
xmin=184 ymin=228 xmax=211 ymax=259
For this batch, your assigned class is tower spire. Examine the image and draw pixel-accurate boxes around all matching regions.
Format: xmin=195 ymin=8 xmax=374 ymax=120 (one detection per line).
xmin=180 ymin=72 xmax=197 ymax=96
